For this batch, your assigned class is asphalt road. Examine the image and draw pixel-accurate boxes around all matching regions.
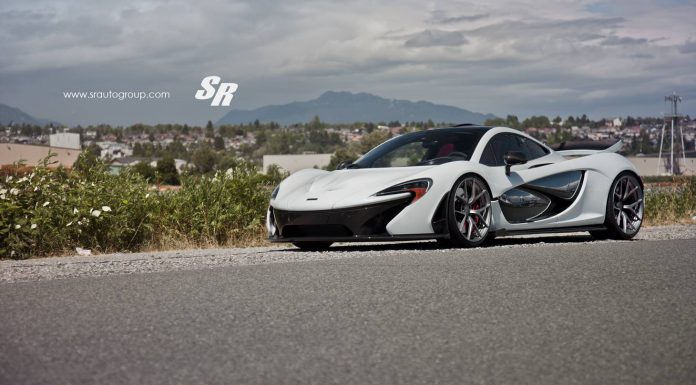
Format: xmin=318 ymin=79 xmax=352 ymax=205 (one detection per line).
xmin=2 ymin=239 xmax=696 ymax=385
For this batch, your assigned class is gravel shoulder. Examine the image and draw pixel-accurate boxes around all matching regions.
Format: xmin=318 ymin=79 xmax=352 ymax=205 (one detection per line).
xmin=2 ymin=224 xmax=695 ymax=283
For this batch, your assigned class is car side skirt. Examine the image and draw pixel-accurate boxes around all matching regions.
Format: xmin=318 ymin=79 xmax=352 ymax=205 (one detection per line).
xmin=269 ymin=233 xmax=448 ymax=243
xmin=493 ymin=225 xmax=606 ymax=236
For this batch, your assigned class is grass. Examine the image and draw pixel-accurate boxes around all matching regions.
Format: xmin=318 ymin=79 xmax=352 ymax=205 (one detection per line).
xmin=643 ymin=176 xmax=696 ymax=226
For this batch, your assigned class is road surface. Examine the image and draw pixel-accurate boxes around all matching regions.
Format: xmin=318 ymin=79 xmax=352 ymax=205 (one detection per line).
xmin=1 ymin=232 xmax=695 ymax=384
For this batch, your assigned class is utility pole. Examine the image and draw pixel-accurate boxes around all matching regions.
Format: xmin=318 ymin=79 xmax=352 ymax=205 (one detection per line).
xmin=661 ymin=93 xmax=683 ymax=175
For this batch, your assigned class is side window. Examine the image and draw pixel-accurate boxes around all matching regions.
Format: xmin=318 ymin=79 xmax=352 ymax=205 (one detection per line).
xmin=515 ymin=135 xmax=549 ymax=161
xmin=481 ymin=134 xmax=522 ymax=166
xmin=480 ymin=143 xmax=497 ymax=166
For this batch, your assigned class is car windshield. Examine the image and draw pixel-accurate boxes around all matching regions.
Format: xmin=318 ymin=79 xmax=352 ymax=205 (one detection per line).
xmin=352 ymin=129 xmax=486 ymax=168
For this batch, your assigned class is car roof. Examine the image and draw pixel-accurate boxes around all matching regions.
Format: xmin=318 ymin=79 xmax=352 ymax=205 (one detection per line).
xmin=426 ymin=125 xmax=492 ymax=135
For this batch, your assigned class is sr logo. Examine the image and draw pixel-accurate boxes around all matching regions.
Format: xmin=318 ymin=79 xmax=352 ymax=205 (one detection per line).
xmin=195 ymin=76 xmax=238 ymax=106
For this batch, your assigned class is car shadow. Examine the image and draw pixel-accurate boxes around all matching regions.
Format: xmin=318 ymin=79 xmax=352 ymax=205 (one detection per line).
xmin=283 ymin=233 xmax=602 ymax=252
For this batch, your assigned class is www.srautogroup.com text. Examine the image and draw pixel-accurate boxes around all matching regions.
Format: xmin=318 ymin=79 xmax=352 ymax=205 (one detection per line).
xmin=62 ymin=90 xmax=171 ymax=101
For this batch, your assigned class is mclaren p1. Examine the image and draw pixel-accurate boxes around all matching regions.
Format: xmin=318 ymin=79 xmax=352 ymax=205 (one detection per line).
xmin=266 ymin=125 xmax=644 ymax=250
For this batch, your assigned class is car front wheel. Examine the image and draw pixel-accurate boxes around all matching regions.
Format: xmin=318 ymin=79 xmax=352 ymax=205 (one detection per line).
xmin=446 ymin=174 xmax=493 ymax=247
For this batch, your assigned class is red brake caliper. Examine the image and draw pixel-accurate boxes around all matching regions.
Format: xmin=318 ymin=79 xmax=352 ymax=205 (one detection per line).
xmin=471 ymin=201 xmax=480 ymax=226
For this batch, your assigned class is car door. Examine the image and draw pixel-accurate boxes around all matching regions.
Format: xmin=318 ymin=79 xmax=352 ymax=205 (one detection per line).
xmin=480 ymin=133 xmax=583 ymax=224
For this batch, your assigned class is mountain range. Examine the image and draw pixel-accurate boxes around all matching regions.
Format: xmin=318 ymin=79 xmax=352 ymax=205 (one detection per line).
xmin=0 ymin=104 xmax=60 ymax=126
xmin=217 ymin=91 xmax=496 ymax=125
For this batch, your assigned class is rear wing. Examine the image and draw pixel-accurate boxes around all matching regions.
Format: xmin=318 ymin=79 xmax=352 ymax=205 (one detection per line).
xmin=551 ymin=140 xmax=623 ymax=156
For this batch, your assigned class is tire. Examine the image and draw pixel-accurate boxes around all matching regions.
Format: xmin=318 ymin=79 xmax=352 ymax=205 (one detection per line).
xmin=446 ymin=174 xmax=493 ymax=247
xmin=436 ymin=238 xmax=453 ymax=248
xmin=597 ymin=172 xmax=644 ymax=240
xmin=292 ymin=241 xmax=333 ymax=251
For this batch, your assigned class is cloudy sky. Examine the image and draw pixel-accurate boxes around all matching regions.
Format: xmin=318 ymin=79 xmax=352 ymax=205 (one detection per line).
xmin=1 ymin=0 xmax=695 ymax=126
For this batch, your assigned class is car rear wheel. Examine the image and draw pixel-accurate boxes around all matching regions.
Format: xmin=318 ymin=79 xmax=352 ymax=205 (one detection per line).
xmin=446 ymin=174 xmax=492 ymax=247
xmin=292 ymin=241 xmax=333 ymax=251
xmin=591 ymin=172 xmax=643 ymax=240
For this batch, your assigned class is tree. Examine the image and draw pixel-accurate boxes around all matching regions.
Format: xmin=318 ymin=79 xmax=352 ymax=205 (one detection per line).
xmin=205 ymin=120 xmax=215 ymax=138
xmin=132 ymin=161 xmax=156 ymax=183
xmin=308 ymin=116 xmax=322 ymax=130
xmin=132 ymin=142 xmax=144 ymax=157
xmin=213 ymin=136 xmax=225 ymax=151
xmin=84 ymin=143 xmax=102 ymax=159
xmin=191 ymin=145 xmax=218 ymax=174
xmin=156 ymin=156 xmax=180 ymax=185
xmin=485 ymin=118 xmax=507 ymax=127
xmin=505 ymin=115 xmax=520 ymax=129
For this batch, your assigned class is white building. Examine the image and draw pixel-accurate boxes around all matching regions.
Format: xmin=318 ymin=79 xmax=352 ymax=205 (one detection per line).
xmin=49 ymin=133 xmax=81 ymax=150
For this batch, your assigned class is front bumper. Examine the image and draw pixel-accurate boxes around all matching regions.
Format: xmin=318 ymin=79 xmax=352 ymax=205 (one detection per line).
xmin=268 ymin=197 xmax=444 ymax=242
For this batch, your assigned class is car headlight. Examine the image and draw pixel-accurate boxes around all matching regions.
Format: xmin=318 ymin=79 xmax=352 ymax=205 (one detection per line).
xmin=271 ymin=186 xmax=280 ymax=199
xmin=375 ymin=178 xmax=432 ymax=203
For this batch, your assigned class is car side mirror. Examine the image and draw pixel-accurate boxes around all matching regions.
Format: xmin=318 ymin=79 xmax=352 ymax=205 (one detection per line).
xmin=336 ymin=160 xmax=354 ymax=170
xmin=504 ymin=151 xmax=527 ymax=176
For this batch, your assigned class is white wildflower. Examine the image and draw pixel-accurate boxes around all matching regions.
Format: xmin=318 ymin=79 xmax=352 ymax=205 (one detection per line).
xmin=101 ymin=206 xmax=112 ymax=212
xmin=91 ymin=209 xmax=101 ymax=217
xmin=66 ymin=221 xmax=73 ymax=227
xmin=77 ymin=220 xmax=82 ymax=226
xmin=43 ymin=201 xmax=50 ymax=207
xmin=34 ymin=186 xmax=39 ymax=191
xmin=0 ymin=194 xmax=5 ymax=200
xmin=145 ymin=193 xmax=150 ymax=198
xmin=10 ymin=188 xmax=19 ymax=195
xmin=73 ymin=207 xmax=79 ymax=214
xmin=0 ymin=189 xmax=6 ymax=194
xmin=6 ymin=176 xmax=12 ymax=182
xmin=14 ymin=224 xmax=21 ymax=229
xmin=31 ymin=223 xmax=37 ymax=229
xmin=18 ymin=177 xmax=28 ymax=183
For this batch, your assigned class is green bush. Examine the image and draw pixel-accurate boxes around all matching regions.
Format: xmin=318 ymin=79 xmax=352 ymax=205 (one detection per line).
xmin=0 ymin=156 xmax=156 ymax=258
xmin=155 ymin=160 xmax=280 ymax=246
xmin=0 ymin=154 xmax=283 ymax=259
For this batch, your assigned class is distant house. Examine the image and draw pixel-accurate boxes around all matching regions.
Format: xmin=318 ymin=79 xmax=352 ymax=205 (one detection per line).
xmin=263 ymin=154 xmax=333 ymax=174
xmin=109 ymin=156 xmax=188 ymax=175
xmin=0 ymin=143 xmax=81 ymax=168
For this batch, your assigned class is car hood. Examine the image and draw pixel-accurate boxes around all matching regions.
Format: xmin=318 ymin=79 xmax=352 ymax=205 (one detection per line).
xmin=273 ymin=166 xmax=435 ymax=211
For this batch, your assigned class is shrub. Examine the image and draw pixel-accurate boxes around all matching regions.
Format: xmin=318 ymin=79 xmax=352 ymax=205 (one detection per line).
xmin=154 ymin=160 xmax=281 ymax=247
xmin=0 ymin=154 xmax=283 ymax=259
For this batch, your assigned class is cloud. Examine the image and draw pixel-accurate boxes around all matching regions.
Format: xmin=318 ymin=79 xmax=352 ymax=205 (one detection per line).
xmin=404 ymin=29 xmax=468 ymax=47
xmin=601 ymin=35 xmax=648 ymax=46
xmin=432 ymin=12 xmax=489 ymax=24
xmin=679 ymin=39 xmax=696 ymax=54
xmin=0 ymin=0 xmax=694 ymax=125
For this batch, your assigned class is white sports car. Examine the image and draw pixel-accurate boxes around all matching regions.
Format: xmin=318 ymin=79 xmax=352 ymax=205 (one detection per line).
xmin=267 ymin=125 xmax=644 ymax=250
